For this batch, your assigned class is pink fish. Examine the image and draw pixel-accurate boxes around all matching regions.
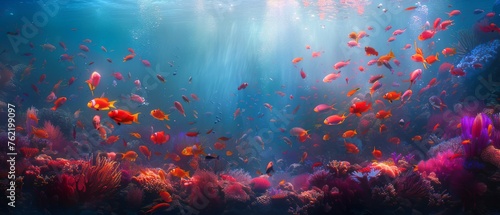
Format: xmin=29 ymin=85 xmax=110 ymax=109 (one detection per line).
xmin=392 ymin=28 xmax=406 ymax=36
xmin=130 ymin=93 xmax=146 ymax=104
xmin=238 ymin=82 xmax=248 ymax=90
xmin=369 ymin=74 xmax=384 ymax=83
xmin=446 ymin=9 xmax=461 ymax=17
xmin=101 ymin=46 xmax=107 ymax=52
xmin=323 ymin=72 xmax=342 ymax=83
xmin=405 ymin=69 xmax=422 ymax=89
xmin=233 ymin=108 xmax=240 ymax=120
xmin=113 ymin=72 xmax=124 ymax=80
xmin=367 ymin=59 xmax=378 ymax=66
xmin=387 ymin=36 xmax=396 ymax=42
xmin=264 ymin=103 xmax=273 ymax=111
xmin=333 ymin=60 xmax=350 ymax=70
xmin=79 ymin=44 xmax=89 ymax=52
xmin=190 ymin=93 xmax=199 ymax=101
xmin=142 ymin=59 xmax=151 ymax=67
xmin=86 ymin=71 xmax=101 ymax=95
xmin=174 ymin=101 xmax=186 ymax=117
xmin=402 ymin=44 xmax=412 ymax=50
xmin=134 ymin=80 xmax=141 ymax=89
xmin=92 ymin=115 xmax=101 ymax=129
xmin=385 ymin=25 xmax=392 ymax=31
xmin=347 ymin=40 xmax=359 ymax=47
xmin=314 ymin=104 xmax=336 ymax=113
xmin=59 ymin=54 xmax=74 ymax=62
xmin=393 ymin=59 xmax=401 ymax=66
xmin=289 ymin=127 xmax=308 ymax=137
xmin=300 ymin=68 xmax=307 ymax=79
xmin=46 ymin=91 xmax=57 ymax=102
xmin=401 ymin=90 xmax=413 ymax=103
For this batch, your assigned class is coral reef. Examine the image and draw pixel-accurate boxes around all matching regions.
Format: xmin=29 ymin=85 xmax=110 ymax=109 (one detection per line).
xmin=461 ymin=113 xmax=492 ymax=158
xmin=456 ymin=40 xmax=500 ymax=74
xmin=326 ymin=160 xmax=352 ymax=176
xmin=417 ymin=150 xmax=464 ymax=183
xmin=480 ymin=145 xmax=500 ymax=168
xmin=250 ymin=176 xmax=271 ymax=193
xmin=132 ymin=168 xmax=172 ymax=194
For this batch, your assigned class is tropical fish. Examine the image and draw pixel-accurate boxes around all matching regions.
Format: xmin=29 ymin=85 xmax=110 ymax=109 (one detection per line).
xmin=266 ymin=161 xmax=274 ymax=176
xmin=324 ymin=113 xmax=347 ymax=125
xmin=150 ymin=109 xmax=170 ymax=120
xmin=383 ymin=91 xmax=402 ymax=103
xmin=372 ymin=147 xmax=382 ymax=159
xmin=108 ymin=109 xmax=140 ymax=125
xmin=349 ymin=101 xmax=371 ymax=117
xmin=174 ymin=101 xmax=186 ymax=116
xmin=51 ymin=97 xmax=67 ymax=111
xmin=87 ymin=98 xmax=117 ymax=111
xmin=139 ymin=145 xmax=151 ymax=160
xmin=151 ymin=131 xmax=170 ymax=145
xmin=170 ymin=167 xmax=190 ymax=178
xmin=86 ymin=71 xmax=101 ymax=96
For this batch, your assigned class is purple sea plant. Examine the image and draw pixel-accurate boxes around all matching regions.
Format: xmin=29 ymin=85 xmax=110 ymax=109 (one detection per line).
xmin=461 ymin=113 xmax=491 ymax=158
xmin=391 ymin=152 xmax=402 ymax=164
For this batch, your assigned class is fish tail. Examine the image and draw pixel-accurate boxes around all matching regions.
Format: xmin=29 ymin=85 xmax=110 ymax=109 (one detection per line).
xmin=108 ymin=100 xmax=117 ymax=109
xmin=132 ymin=113 xmax=140 ymax=124
xmin=51 ymin=106 xmax=57 ymax=111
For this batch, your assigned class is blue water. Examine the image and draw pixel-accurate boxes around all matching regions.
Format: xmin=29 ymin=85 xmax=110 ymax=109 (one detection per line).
xmin=1 ymin=0 xmax=500 ymax=214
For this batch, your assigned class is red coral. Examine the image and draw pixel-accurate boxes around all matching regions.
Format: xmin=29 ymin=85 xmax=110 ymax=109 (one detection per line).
xmin=20 ymin=147 xmax=39 ymax=158
xmin=53 ymin=174 xmax=79 ymax=206
xmin=250 ymin=176 xmax=271 ymax=193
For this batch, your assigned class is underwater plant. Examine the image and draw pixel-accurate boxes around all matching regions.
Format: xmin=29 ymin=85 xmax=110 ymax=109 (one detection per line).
xmin=461 ymin=113 xmax=492 ymax=158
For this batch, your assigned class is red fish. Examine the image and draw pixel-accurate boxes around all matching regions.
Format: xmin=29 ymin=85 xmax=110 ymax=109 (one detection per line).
xmin=418 ymin=30 xmax=436 ymax=41
xmin=300 ymin=68 xmax=307 ymax=79
xmin=51 ymin=97 xmax=67 ymax=111
xmin=186 ymin=131 xmax=199 ymax=137
xmin=237 ymin=82 xmax=248 ymax=90
xmin=151 ymin=131 xmax=169 ymax=144
xmin=324 ymin=113 xmax=347 ymax=125
xmin=349 ymin=101 xmax=371 ymax=117
xmin=446 ymin=9 xmax=461 ymax=17
xmin=123 ymin=54 xmax=135 ymax=62
xmin=333 ymin=60 xmax=350 ymax=70
xmin=139 ymin=145 xmax=151 ymax=160
xmin=364 ymin=46 xmax=378 ymax=56
xmin=108 ymin=109 xmax=140 ymax=125
xmin=292 ymin=57 xmax=303 ymax=64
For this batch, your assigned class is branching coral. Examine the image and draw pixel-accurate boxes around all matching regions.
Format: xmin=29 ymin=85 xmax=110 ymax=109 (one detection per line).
xmin=76 ymin=156 xmax=121 ymax=203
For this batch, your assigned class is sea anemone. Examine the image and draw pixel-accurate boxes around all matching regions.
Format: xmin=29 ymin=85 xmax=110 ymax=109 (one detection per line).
xmin=250 ymin=176 xmax=271 ymax=193
xmin=393 ymin=172 xmax=432 ymax=200
xmin=187 ymin=170 xmax=224 ymax=212
xmin=223 ymin=182 xmax=250 ymax=202
xmin=308 ymin=169 xmax=330 ymax=188
xmin=19 ymin=147 xmax=39 ymax=158
xmin=132 ymin=168 xmax=171 ymax=194
xmin=76 ymin=156 xmax=121 ymax=203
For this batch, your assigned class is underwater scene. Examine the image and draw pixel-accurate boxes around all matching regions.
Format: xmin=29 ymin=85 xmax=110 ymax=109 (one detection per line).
xmin=1 ymin=0 xmax=500 ymax=214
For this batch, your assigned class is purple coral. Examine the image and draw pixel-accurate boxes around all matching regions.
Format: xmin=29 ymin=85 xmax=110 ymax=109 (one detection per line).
xmin=461 ymin=113 xmax=492 ymax=158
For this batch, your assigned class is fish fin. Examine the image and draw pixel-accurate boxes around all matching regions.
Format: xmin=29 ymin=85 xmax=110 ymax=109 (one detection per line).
xmin=108 ymin=100 xmax=117 ymax=109
xmin=132 ymin=113 xmax=140 ymax=124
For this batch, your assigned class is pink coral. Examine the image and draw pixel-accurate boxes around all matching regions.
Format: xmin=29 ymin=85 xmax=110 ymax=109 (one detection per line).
xmin=223 ymin=183 xmax=250 ymax=202
xmin=480 ymin=145 xmax=500 ymax=168
xmin=250 ymin=176 xmax=271 ymax=193
xmin=417 ymin=150 xmax=464 ymax=183
xmin=43 ymin=121 xmax=66 ymax=152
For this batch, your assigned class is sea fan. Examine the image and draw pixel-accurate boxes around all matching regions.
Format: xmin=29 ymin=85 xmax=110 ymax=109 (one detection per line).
xmin=453 ymin=29 xmax=479 ymax=58
xmin=43 ymin=121 xmax=66 ymax=152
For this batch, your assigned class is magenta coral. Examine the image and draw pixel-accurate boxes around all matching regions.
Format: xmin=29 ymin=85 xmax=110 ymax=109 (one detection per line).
xmin=223 ymin=183 xmax=250 ymax=202
xmin=250 ymin=176 xmax=271 ymax=193
xmin=417 ymin=150 xmax=464 ymax=183
xmin=461 ymin=113 xmax=492 ymax=158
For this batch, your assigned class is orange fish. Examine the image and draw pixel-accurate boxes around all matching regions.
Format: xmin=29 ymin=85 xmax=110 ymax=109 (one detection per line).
xmin=342 ymin=130 xmax=357 ymax=138
xmin=87 ymin=97 xmax=117 ymax=110
xmin=405 ymin=6 xmax=418 ymax=10
xmin=139 ymin=145 xmax=151 ymax=160
xmin=461 ymin=139 xmax=471 ymax=145
xmin=123 ymin=54 xmax=135 ymax=62
xmin=383 ymin=91 xmax=402 ymax=103
xmin=108 ymin=109 xmax=140 ymax=125
xmin=170 ymin=167 xmax=190 ymax=178
xmin=322 ymin=134 xmax=330 ymax=141
xmin=159 ymin=191 xmax=172 ymax=203
xmin=51 ymin=97 xmax=67 ymax=111
xmin=121 ymin=151 xmax=138 ymax=161
xmin=346 ymin=87 xmax=360 ymax=97
xmin=377 ymin=50 xmax=395 ymax=66
xmin=31 ymin=126 xmax=49 ymax=139
xmin=412 ymin=135 xmax=422 ymax=142
xmin=28 ymin=112 xmax=39 ymax=124
xmin=226 ymin=150 xmax=233 ymax=156
xmin=218 ymin=136 xmax=231 ymax=141
xmin=150 ymin=109 xmax=170 ymax=120
xmin=130 ymin=132 xmax=141 ymax=138
xmin=375 ymin=110 xmax=392 ymax=119
xmin=292 ymin=57 xmax=303 ymax=64
xmin=344 ymin=142 xmax=360 ymax=154
xmin=98 ymin=127 xmax=107 ymax=139
xmin=372 ymin=147 xmax=383 ymax=159
xmin=106 ymin=135 xmax=120 ymax=144
xmin=186 ymin=131 xmax=200 ymax=137
xmin=425 ymin=53 xmax=439 ymax=65
xmin=433 ymin=123 xmax=440 ymax=132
